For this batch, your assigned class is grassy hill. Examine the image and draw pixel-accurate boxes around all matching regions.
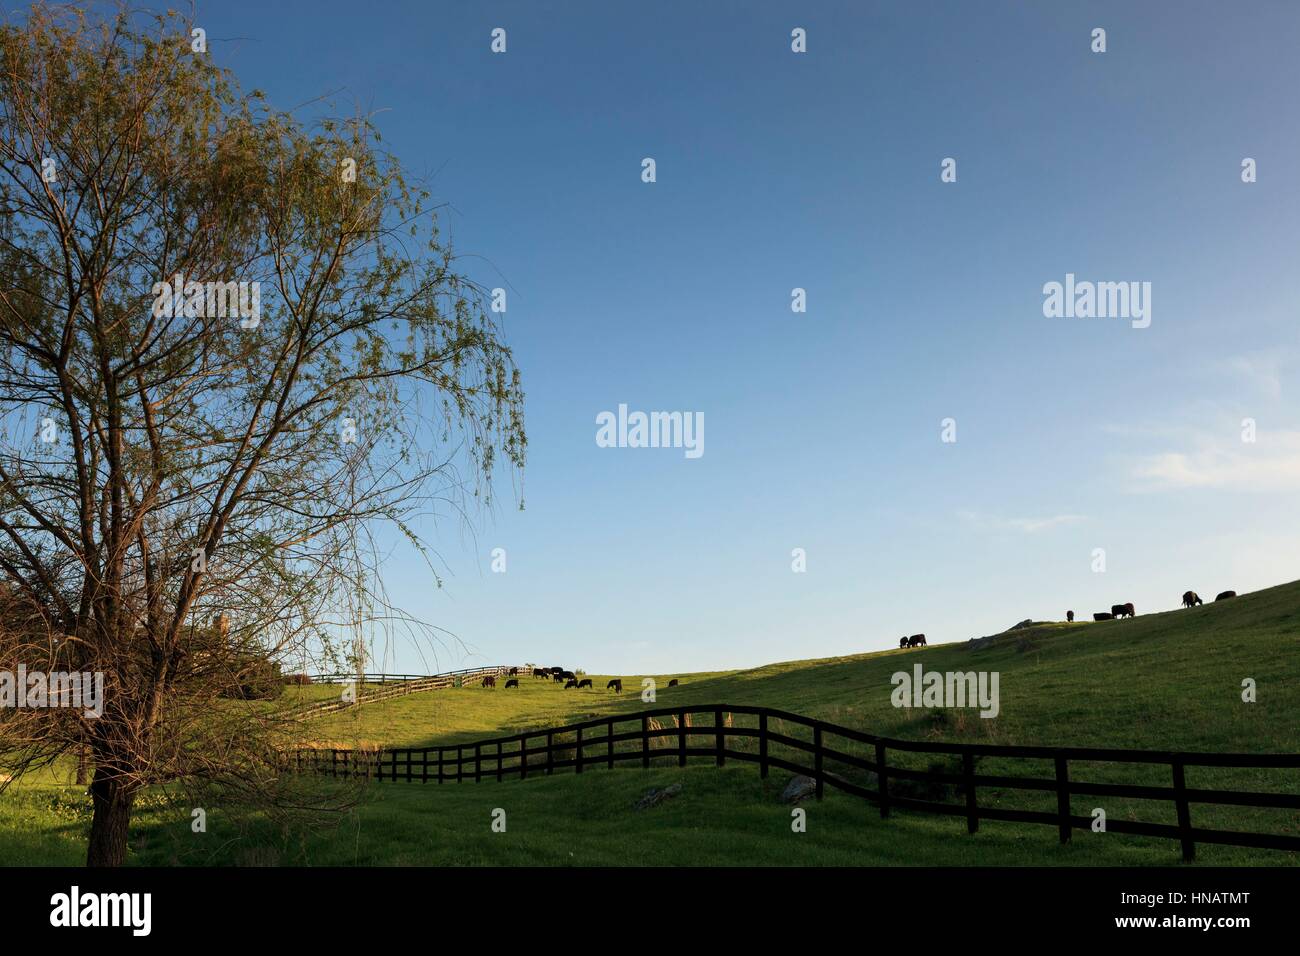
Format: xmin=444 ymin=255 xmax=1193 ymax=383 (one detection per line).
xmin=5 ymin=579 xmax=1300 ymax=866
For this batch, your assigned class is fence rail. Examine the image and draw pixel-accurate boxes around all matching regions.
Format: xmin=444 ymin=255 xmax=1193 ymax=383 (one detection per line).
xmin=289 ymin=667 xmax=517 ymax=717
xmin=294 ymin=703 xmax=1300 ymax=860
xmin=305 ymin=668 xmax=510 ymax=685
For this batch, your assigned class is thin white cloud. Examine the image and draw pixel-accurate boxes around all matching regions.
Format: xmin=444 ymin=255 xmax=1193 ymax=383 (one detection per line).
xmin=1218 ymin=347 xmax=1298 ymax=402
xmin=958 ymin=511 xmax=1088 ymax=534
xmin=1131 ymin=429 xmax=1300 ymax=492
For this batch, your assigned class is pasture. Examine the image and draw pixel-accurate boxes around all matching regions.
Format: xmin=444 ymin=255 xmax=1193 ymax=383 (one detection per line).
xmin=4 ymin=579 xmax=1300 ymax=866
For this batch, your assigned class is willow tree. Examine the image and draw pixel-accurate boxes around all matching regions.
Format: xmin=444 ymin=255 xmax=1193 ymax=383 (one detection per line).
xmin=0 ymin=5 xmax=524 ymax=865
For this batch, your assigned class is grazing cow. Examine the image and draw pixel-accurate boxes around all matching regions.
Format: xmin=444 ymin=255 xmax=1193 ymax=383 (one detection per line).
xmin=1094 ymin=612 xmax=1113 ymax=621
xmin=1066 ymin=610 xmax=1074 ymax=622
xmin=508 ymin=666 xmax=518 ymax=676
xmin=532 ymin=668 xmax=547 ymax=679
xmin=1216 ymin=590 xmax=1237 ymax=602
xmin=667 ymin=678 xmax=679 ymax=687
xmin=1182 ymin=591 xmax=1203 ymax=608
xmin=607 ymin=679 xmax=623 ymax=693
xmin=577 ymin=678 xmax=593 ymax=689
xmin=908 ymin=634 xmax=927 ymax=648
xmin=559 ymin=670 xmax=576 ymax=681
xmin=900 ymin=636 xmax=909 ymax=649
xmin=564 ymin=679 xmax=579 ymax=689
xmin=552 ymin=673 xmax=565 ymax=683
xmin=482 ymin=675 xmax=496 ymax=689
xmin=1112 ymin=603 xmax=1135 ymax=619
xmin=504 ymin=679 xmax=519 ymax=689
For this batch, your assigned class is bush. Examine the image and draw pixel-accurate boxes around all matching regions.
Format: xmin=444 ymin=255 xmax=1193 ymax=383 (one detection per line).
xmin=221 ymin=656 xmax=285 ymax=700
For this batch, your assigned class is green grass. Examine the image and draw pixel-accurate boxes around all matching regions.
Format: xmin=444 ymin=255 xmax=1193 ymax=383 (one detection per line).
xmin=5 ymin=579 xmax=1300 ymax=866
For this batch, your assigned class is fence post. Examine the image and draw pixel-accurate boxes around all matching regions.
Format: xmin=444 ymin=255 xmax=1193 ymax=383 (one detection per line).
xmin=716 ymin=708 xmax=724 ymax=766
xmin=475 ymin=742 xmax=482 ymax=783
xmin=421 ymin=750 xmax=428 ymax=784
xmin=607 ymin=719 xmax=614 ymax=769
xmin=332 ymin=748 xmax=338 ymax=779
xmin=437 ymin=748 xmax=444 ymax=784
xmin=576 ymin=727 xmax=584 ymax=774
xmin=520 ymin=735 xmax=528 ymax=780
xmin=642 ymin=716 xmax=650 ymax=768
xmin=678 ymin=710 xmax=687 ymax=767
xmin=814 ymin=725 xmax=824 ymax=799
xmin=1054 ymin=756 xmax=1071 ymax=844
xmin=1172 ymin=759 xmax=1195 ymax=862
xmin=547 ymin=732 xmax=554 ymax=775
xmin=876 ymin=742 xmax=889 ymax=818
xmin=962 ymin=752 xmax=978 ymax=833
xmin=759 ymin=712 xmax=769 ymax=779
xmin=457 ymin=745 xmax=463 ymax=783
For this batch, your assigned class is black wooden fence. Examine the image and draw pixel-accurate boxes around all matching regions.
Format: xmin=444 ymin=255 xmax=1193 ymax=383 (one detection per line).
xmin=294 ymin=703 xmax=1300 ymax=861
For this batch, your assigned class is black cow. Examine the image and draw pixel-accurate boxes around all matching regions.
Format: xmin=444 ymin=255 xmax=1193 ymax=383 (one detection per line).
xmin=564 ymin=679 xmax=579 ymax=689
xmin=1094 ymin=612 xmax=1114 ymax=621
xmin=482 ymin=675 xmax=496 ymax=689
xmin=1216 ymin=590 xmax=1237 ymax=602
xmin=899 ymin=636 xmax=909 ymax=649
xmin=577 ymin=678 xmax=593 ymax=689
xmin=1112 ymin=603 xmax=1135 ymax=619
xmin=1066 ymin=610 xmax=1074 ymax=622
xmin=1182 ymin=591 xmax=1203 ymax=608
xmin=508 ymin=666 xmax=518 ymax=676
xmin=532 ymin=668 xmax=547 ymax=679
xmin=667 ymin=678 xmax=679 ymax=687
xmin=908 ymin=634 xmax=927 ymax=648
xmin=559 ymin=670 xmax=576 ymax=681
xmin=607 ymin=679 xmax=623 ymax=693
xmin=504 ymin=679 xmax=519 ymax=689
xmin=552 ymin=673 xmax=565 ymax=683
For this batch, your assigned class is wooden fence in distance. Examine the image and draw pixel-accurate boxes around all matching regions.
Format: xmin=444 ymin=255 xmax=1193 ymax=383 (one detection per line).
xmin=294 ymin=703 xmax=1300 ymax=861
xmin=290 ymin=666 xmax=515 ymax=718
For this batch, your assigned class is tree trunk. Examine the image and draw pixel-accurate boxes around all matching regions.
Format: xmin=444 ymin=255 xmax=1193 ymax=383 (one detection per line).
xmin=75 ymin=745 xmax=89 ymax=786
xmin=86 ymin=767 xmax=135 ymax=867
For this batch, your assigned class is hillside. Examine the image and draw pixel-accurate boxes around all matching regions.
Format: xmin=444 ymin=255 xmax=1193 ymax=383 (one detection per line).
xmin=311 ymin=578 xmax=1300 ymax=756
xmin=5 ymin=579 xmax=1299 ymax=866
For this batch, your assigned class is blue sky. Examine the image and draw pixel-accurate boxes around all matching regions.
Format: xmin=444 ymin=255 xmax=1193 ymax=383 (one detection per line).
xmin=183 ymin=1 xmax=1299 ymax=673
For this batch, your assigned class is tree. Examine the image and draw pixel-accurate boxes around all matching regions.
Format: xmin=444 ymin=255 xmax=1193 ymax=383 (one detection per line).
xmin=0 ymin=5 xmax=525 ymax=865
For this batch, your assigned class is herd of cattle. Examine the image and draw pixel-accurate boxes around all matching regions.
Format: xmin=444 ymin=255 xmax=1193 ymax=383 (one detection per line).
xmin=479 ymin=666 xmax=682 ymax=694
xmin=897 ymin=588 xmax=1242 ymax=651
xmin=1069 ymin=589 xmax=1237 ymax=623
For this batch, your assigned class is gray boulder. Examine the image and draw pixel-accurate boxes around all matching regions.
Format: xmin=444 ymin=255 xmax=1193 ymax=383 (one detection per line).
xmin=633 ymin=782 xmax=683 ymax=810
xmin=780 ymin=775 xmax=818 ymax=804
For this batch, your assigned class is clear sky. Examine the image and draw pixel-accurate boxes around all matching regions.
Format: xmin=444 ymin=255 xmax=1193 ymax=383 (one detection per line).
xmin=117 ymin=2 xmax=1300 ymax=673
